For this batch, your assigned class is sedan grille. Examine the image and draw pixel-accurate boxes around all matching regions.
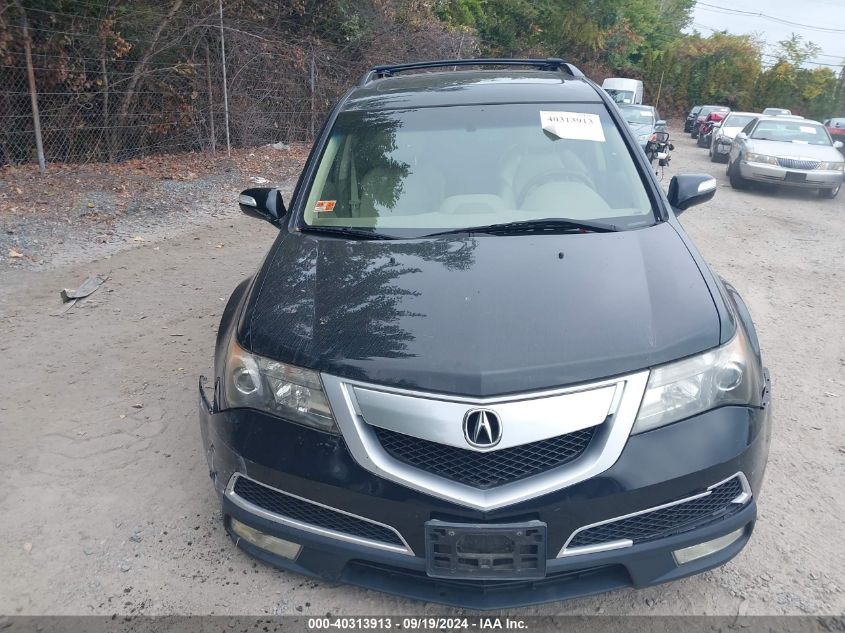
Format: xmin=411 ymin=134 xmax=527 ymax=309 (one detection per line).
xmin=231 ymin=476 xmax=406 ymax=548
xmin=372 ymin=425 xmax=596 ymax=489
xmin=776 ymin=157 xmax=820 ymax=170
xmin=567 ymin=476 xmax=745 ymax=549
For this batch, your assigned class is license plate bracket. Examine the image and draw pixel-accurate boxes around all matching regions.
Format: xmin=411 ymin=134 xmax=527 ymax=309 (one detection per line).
xmin=785 ymin=171 xmax=806 ymax=182
xmin=425 ymin=520 xmax=546 ymax=580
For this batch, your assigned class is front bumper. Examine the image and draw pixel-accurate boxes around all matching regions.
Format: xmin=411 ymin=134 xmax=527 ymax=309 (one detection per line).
xmin=739 ymin=161 xmax=844 ymax=188
xmin=713 ymin=138 xmax=732 ymax=154
xmin=198 ymin=375 xmax=771 ymax=609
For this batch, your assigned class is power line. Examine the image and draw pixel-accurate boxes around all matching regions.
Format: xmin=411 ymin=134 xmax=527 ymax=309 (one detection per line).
xmin=696 ymin=1 xmax=845 ymax=34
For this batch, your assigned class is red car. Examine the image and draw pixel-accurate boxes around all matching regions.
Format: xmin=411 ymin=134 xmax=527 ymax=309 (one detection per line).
xmin=690 ymin=105 xmax=730 ymax=139
xmin=697 ymin=111 xmax=727 ymax=148
xmin=824 ymin=118 xmax=845 ymax=153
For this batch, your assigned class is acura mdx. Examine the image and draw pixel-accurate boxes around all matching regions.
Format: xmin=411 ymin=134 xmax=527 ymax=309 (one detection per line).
xmin=198 ymin=59 xmax=772 ymax=609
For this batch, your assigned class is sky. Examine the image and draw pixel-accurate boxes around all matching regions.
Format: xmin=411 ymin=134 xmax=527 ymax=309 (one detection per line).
xmin=688 ymin=0 xmax=845 ymax=71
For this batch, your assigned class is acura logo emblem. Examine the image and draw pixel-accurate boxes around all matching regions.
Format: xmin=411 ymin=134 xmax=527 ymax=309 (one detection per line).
xmin=463 ymin=408 xmax=502 ymax=448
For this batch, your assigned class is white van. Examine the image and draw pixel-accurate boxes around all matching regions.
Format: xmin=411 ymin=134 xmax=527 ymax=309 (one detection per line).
xmin=602 ymin=78 xmax=644 ymax=105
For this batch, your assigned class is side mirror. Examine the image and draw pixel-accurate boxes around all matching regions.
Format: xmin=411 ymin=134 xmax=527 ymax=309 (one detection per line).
xmin=656 ymin=119 xmax=667 ymax=128
xmin=834 ymin=141 xmax=844 ymax=150
xmin=736 ymin=132 xmax=748 ymax=141
xmin=239 ymin=188 xmax=285 ymax=226
xmin=668 ymin=174 xmax=717 ymax=214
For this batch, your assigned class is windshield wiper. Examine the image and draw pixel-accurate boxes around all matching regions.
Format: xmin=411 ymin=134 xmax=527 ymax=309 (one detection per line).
xmin=299 ymin=225 xmax=396 ymax=240
xmin=425 ymin=217 xmax=618 ymax=237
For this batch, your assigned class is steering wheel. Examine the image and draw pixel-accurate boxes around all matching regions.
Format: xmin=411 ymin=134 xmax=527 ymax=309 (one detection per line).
xmin=516 ymin=168 xmax=594 ymax=208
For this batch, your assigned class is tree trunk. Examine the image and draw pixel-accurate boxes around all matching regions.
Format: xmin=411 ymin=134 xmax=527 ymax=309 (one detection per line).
xmin=205 ymin=40 xmax=216 ymax=155
xmin=116 ymin=0 xmax=183 ymax=153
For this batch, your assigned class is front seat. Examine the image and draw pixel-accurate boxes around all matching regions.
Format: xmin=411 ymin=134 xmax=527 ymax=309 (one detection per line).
xmin=359 ymin=164 xmax=444 ymax=217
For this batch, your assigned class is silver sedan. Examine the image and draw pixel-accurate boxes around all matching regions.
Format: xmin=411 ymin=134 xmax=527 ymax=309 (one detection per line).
xmin=727 ymin=116 xmax=845 ymax=198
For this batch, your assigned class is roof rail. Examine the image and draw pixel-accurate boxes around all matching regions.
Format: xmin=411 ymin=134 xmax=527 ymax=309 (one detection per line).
xmin=358 ymin=58 xmax=584 ymax=86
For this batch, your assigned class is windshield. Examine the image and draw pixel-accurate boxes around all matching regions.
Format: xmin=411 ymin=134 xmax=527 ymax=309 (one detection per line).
xmin=723 ymin=114 xmax=756 ymax=129
xmin=605 ymin=89 xmax=635 ymax=104
xmin=619 ymin=106 xmax=655 ymax=126
xmin=301 ymin=103 xmax=656 ymax=238
xmin=751 ymin=120 xmax=832 ymax=145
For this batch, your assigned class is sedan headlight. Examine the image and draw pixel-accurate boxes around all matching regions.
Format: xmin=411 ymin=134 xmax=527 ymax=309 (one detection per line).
xmin=632 ymin=327 xmax=763 ymax=434
xmin=819 ymin=161 xmax=845 ymax=171
xmin=744 ymin=152 xmax=778 ymax=165
xmin=638 ymin=133 xmax=650 ymax=142
xmin=222 ymin=338 xmax=337 ymax=433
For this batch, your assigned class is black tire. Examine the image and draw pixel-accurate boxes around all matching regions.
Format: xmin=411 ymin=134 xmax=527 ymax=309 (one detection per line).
xmin=709 ymin=147 xmax=719 ymax=162
xmin=818 ymin=182 xmax=841 ymax=199
xmin=728 ymin=160 xmax=747 ymax=190
xmin=697 ymin=134 xmax=708 ymax=148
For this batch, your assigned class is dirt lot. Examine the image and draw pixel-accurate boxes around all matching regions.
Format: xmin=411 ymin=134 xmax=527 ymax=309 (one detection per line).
xmin=1 ymin=130 xmax=844 ymax=616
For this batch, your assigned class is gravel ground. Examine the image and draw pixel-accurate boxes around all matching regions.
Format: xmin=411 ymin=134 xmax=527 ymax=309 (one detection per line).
xmin=0 ymin=128 xmax=843 ymax=616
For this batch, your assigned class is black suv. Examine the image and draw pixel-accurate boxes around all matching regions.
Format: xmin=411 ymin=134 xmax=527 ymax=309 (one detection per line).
xmin=199 ymin=59 xmax=771 ymax=609
xmin=684 ymin=105 xmax=703 ymax=133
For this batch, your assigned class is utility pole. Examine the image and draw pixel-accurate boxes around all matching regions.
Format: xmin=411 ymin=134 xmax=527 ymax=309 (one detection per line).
xmin=218 ymin=0 xmax=231 ymax=157
xmin=309 ymin=50 xmax=316 ymax=139
xmin=14 ymin=0 xmax=46 ymax=173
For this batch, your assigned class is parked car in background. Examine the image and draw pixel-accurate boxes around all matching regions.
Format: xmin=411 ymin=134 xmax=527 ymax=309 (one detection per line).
xmin=697 ymin=110 xmax=728 ymax=148
xmin=762 ymin=108 xmax=792 ymax=116
xmin=684 ymin=105 xmax=703 ymax=133
xmin=619 ymin=104 xmax=666 ymax=150
xmin=823 ymin=118 xmax=845 ymax=154
xmin=691 ymin=106 xmax=730 ymax=138
xmin=601 ymin=77 xmax=644 ymax=104
xmin=728 ymin=116 xmax=845 ymax=198
xmin=709 ymin=112 xmax=760 ymax=163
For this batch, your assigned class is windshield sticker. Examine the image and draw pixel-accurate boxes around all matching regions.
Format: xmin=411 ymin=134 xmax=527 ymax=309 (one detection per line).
xmin=799 ymin=126 xmax=818 ymax=134
xmin=314 ymin=200 xmax=336 ymax=213
xmin=540 ymin=111 xmax=606 ymax=142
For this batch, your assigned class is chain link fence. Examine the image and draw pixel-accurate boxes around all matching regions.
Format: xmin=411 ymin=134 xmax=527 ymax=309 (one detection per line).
xmin=0 ymin=2 xmax=469 ymax=168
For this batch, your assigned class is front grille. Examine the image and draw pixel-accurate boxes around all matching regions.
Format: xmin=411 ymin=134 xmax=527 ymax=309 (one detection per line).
xmin=567 ymin=476 xmax=745 ymax=549
xmin=776 ymin=157 xmax=820 ymax=170
xmin=372 ymin=425 xmax=596 ymax=489
xmin=231 ymin=476 xmax=405 ymax=548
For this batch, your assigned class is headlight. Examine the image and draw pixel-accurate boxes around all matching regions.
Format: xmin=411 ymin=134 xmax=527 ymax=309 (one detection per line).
xmin=819 ymin=161 xmax=845 ymax=171
xmin=744 ymin=152 xmax=778 ymax=165
xmin=638 ymin=133 xmax=650 ymax=142
xmin=632 ymin=327 xmax=763 ymax=434
xmin=222 ymin=338 xmax=337 ymax=433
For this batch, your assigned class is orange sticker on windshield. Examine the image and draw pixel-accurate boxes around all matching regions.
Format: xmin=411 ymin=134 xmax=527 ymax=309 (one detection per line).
xmin=315 ymin=200 xmax=336 ymax=213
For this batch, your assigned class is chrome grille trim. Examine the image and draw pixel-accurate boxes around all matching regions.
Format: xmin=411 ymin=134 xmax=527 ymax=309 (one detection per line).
xmin=225 ymin=473 xmax=414 ymax=556
xmin=321 ymin=370 xmax=650 ymax=511
xmin=776 ymin=157 xmax=820 ymax=170
xmin=557 ymin=472 xmax=752 ymax=558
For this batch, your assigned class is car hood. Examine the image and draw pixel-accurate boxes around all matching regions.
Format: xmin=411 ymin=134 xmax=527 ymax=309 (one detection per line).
xmin=627 ymin=122 xmax=654 ymax=136
xmin=746 ymin=139 xmax=842 ymax=160
xmin=719 ymin=126 xmax=744 ymax=139
xmin=243 ymin=222 xmax=721 ymax=396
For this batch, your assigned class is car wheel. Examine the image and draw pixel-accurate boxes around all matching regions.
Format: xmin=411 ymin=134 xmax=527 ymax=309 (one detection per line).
xmin=710 ymin=148 xmax=719 ymax=162
xmin=819 ymin=182 xmax=841 ymax=199
xmin=728 ymin=160 xmax=747 ymax=190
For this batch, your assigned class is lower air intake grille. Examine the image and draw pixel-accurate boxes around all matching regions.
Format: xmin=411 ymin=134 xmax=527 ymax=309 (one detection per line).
xmin=372 ymin=425 xmax=596 ymax=489
xmin=776 ymin=157 xmax=820 ymax=170
xmin=232 ymin=476 xmax=405 ymax=548
xmin=568 ymin=476 xmax=746 ymax=548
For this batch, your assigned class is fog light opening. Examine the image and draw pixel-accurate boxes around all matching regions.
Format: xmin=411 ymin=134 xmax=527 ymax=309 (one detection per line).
xmin=673 ymin=527 xmax=745 ymax=565
xmin=229 ymin=517 xmax=302 ymax=560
